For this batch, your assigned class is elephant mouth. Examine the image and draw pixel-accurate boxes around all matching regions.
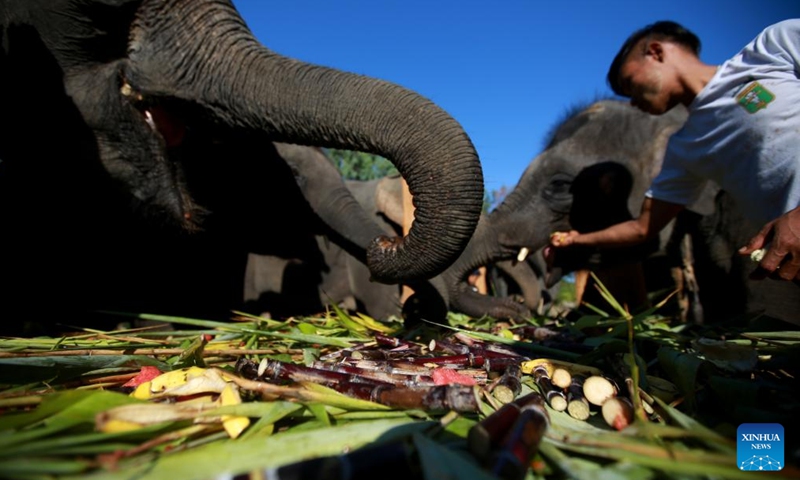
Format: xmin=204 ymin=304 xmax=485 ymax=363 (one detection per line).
xmin=121 ymin=81 xmax=187 ymax=149
xmin=117 ymin=79 xmax=206 ymax=229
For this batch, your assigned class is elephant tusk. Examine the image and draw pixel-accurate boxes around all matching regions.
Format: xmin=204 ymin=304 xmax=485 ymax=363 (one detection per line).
xmin=144 ymin=110 xmax=157 ymax=131
xmin=517 ymin=247 xmax=530 ymax=263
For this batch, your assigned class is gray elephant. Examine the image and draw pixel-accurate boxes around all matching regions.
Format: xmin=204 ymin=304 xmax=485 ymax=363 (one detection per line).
xmin=689 ymin=190 xmax=800 ymax=326
xmin=0 ymin=0 xmax=484 ymax=331
xmin=244 ymin=168 xmax=406 ymax=321
xmin=243 ymin=167 xmax=564 ymax=323
xmin=421 ymin=99 xmax=693 ymax=321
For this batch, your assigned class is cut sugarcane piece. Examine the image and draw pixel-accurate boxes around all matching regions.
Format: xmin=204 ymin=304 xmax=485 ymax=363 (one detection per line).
xmin=566 ymin=374 xmax=590 ymax=421
xmin=582 ymin=375 xmax=618 ymax=407
xmin=490 ymin=401 xmax=549 ymax=480
xmin=550 ymin=367 xmax=572 ymax=389
xmin=467 ymin=392 xmax=545 ymax=462
xmin=602 ymin=396 xmax=634 ymax=430
xmin=491 ymin=363 xmax=522 ymax=404
xmin=532 ymin=365 xmax=567 ymax=411
xmin=521 ymin=358 xmax=603 ymax=378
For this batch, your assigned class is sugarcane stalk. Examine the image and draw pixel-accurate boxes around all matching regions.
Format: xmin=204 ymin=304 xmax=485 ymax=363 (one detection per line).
xmin=490 ymin=401 xmax=550 ymax=480
xmin=601 ymin=396 xmax=634 ymax=430
xmin=402 ymin=353 xmax=485 ymax=368
xmin=625 ymin=377 xmax=655 ymax=417
xmin=452 ymin=333 xmax=526 ymax=359
xmin=318 ymin=341 xmax=379 ymax=361
xmin=566 ymin=374 xmax=591 ymax=421
xmin=467 ymin=392 xmax=546 ymax=462
xmin=373 ymin=333 xmax=424 ymax=354
xmin=428 ymin=338 xmax=470 ymax=355
xmin=374 ymin=383 xmax=482 ymax=412
xmin=345 ymin=359 xmax=433 ymax=375
xmin=491 ymin=364 xmax=522 ymax=404
xmin=582 ymin=375 xmax=618 ymax=407
xmin=550 ymin=367 xmax=572 ymax=390
xmin=345 ymin=354 xmax=516 ymax=374
xmin=310 ymin=361 xmax=436 ymax=387
xmin=511 ymin=325 xmax=561 ymax=342
xmin=532 ymin=365 xmax=567 ymax=411
xmin=237 ymin=358 xmax=391 ymax=388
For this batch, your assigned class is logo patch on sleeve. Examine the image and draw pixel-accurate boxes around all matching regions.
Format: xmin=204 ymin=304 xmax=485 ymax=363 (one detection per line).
xmin=736 ymin=81 xmax=775 ymax=113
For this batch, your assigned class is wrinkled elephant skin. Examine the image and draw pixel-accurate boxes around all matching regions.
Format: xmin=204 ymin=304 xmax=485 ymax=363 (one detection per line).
xmin=435 ymin=100 xmax=690 ymax=320
xmin=0 ymin=0 xmax=485 ymax=332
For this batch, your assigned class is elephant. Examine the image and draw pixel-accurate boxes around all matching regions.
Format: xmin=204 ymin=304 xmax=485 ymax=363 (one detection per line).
xmin=423 ymin=98 xmax=798 ymax=325
xmin=243 ymin=169 xmax=406 ymax=321
xmin=688 ymin=190 xmax=800 ymax=326
xmin=419 ymin=99 xmax=694 ymax=321
xmin=243 ymin=168 xmax=562 ymax=323
xmin=0 ymin=0 xmax=484 ymax=331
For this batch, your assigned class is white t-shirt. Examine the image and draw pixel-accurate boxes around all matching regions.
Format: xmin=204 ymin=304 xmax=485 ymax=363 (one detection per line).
xmin=647 ymin=19 xmax=800 ymax=226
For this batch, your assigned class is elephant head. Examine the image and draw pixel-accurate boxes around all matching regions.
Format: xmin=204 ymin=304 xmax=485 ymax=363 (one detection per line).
xmin=242 ymin=151 xmax=407 ymax=321
xmin=430 ymin=100 xmax=689 ymax=320
xmin=1 ymin=0 xmax=483 ymax=284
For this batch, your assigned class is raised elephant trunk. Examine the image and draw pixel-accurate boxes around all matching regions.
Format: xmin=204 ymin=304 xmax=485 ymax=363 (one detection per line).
xmin=126 ymin=0 xmax=484 ymax=283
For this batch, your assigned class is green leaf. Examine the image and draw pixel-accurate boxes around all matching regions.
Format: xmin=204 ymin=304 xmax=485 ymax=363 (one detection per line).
xmin=0 ymin=390 xmax=140 ymax=441
xmin=329 ymin=304 xmax=369 ymax=337
xmin=238 ymin=401 xmax=304 ymax=441
xmin=0 ymin=456 xmax=91 ymax=476
xmin=0 ymin=356 xmax=170 ymax=384
xmin=298 ymin=383 xmax=391 ymax=411
xmin=351 ymin=313 xmax=399 ymax=334
xmin=306 ymin=403 xmax=331 ymax=427
xmin=63 ymin=418 xmax=431 ymax=480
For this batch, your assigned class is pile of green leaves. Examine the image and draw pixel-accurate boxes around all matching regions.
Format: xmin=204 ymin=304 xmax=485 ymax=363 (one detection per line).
xmin=0 ymin=287 xmax=797 ymax=480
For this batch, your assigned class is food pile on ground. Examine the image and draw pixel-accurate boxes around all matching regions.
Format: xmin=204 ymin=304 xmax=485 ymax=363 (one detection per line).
xmin=0 ymin=297 xmax=797 ymax=479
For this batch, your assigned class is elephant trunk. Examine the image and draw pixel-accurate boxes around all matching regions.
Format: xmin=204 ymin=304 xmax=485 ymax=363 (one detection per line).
xmin=127 ymin=0 xmax=484 ymax=283
xmin=438 ymin=215 xmax=534 ymax=319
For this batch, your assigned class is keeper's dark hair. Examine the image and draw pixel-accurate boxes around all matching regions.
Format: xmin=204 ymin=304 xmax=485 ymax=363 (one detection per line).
xmin=607 ymin=21 xmax=701 ymax=96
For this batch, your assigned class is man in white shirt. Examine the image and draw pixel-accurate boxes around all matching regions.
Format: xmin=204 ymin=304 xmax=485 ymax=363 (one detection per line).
xmin=550 ymin=19 xmax=800 ymax=283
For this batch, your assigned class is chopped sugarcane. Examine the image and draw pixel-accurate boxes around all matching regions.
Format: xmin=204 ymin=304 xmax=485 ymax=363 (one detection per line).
xmin=467 ymin=392 xmax=546 ymax=461
xmin=369 ymin=383 xmax=482 ymax=412
xmin=401 ymin=353 xmax=485 ymax=368
xmin=310 ymin=361 xmax=436 ymax=387
xmin=490 ymin=401 xmax=550 ymax=480
xmin=582 ymin=375 xmax=618 ymax=407
xmin=237 ymin=358 xmax=390 ymax=387
xmin=601 ymin=396 xmax=634 ymax=430
xmin=531 ymin=365 xmax=567 ymax=411
xmin=428 ymin=338 xmax=470 ymax=355
xmin=344 ymin=358 xmax=433 ymax=375
xmin=373 ymin=333 xmax=424 ymax=353
xmin=491 ymin=363 xmax=522 ymax=404
xmin=550 ymin=367 xmax=572 ymax=389
xmin=511 ymin=325 xmax=561 ymax=341
xmin=566 ymin=374 xmax=591 ymax=421
xmin=624 ymin=377 xmax=655 ymax=416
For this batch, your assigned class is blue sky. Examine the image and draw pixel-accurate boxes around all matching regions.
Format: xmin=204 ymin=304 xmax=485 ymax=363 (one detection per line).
xmin=232 ymin=1 xmax=799 ymax=194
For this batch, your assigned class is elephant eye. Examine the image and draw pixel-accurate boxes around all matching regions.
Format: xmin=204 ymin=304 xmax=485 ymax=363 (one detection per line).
xmin=543 ymin=173 xmax=574 ymax=212
xmin=544 ymin=174 xmax=573 ymax=197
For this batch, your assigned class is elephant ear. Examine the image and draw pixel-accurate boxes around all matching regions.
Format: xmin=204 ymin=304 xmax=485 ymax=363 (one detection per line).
xmin=569 ymin=161 xmax=634 ymax=232
xmin=375 ymin=175 xmax=405 ymax=227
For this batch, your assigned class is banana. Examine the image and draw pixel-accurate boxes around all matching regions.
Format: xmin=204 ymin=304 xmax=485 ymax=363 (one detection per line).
xmin=219 ymin=383 xmax=250 ymax=439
